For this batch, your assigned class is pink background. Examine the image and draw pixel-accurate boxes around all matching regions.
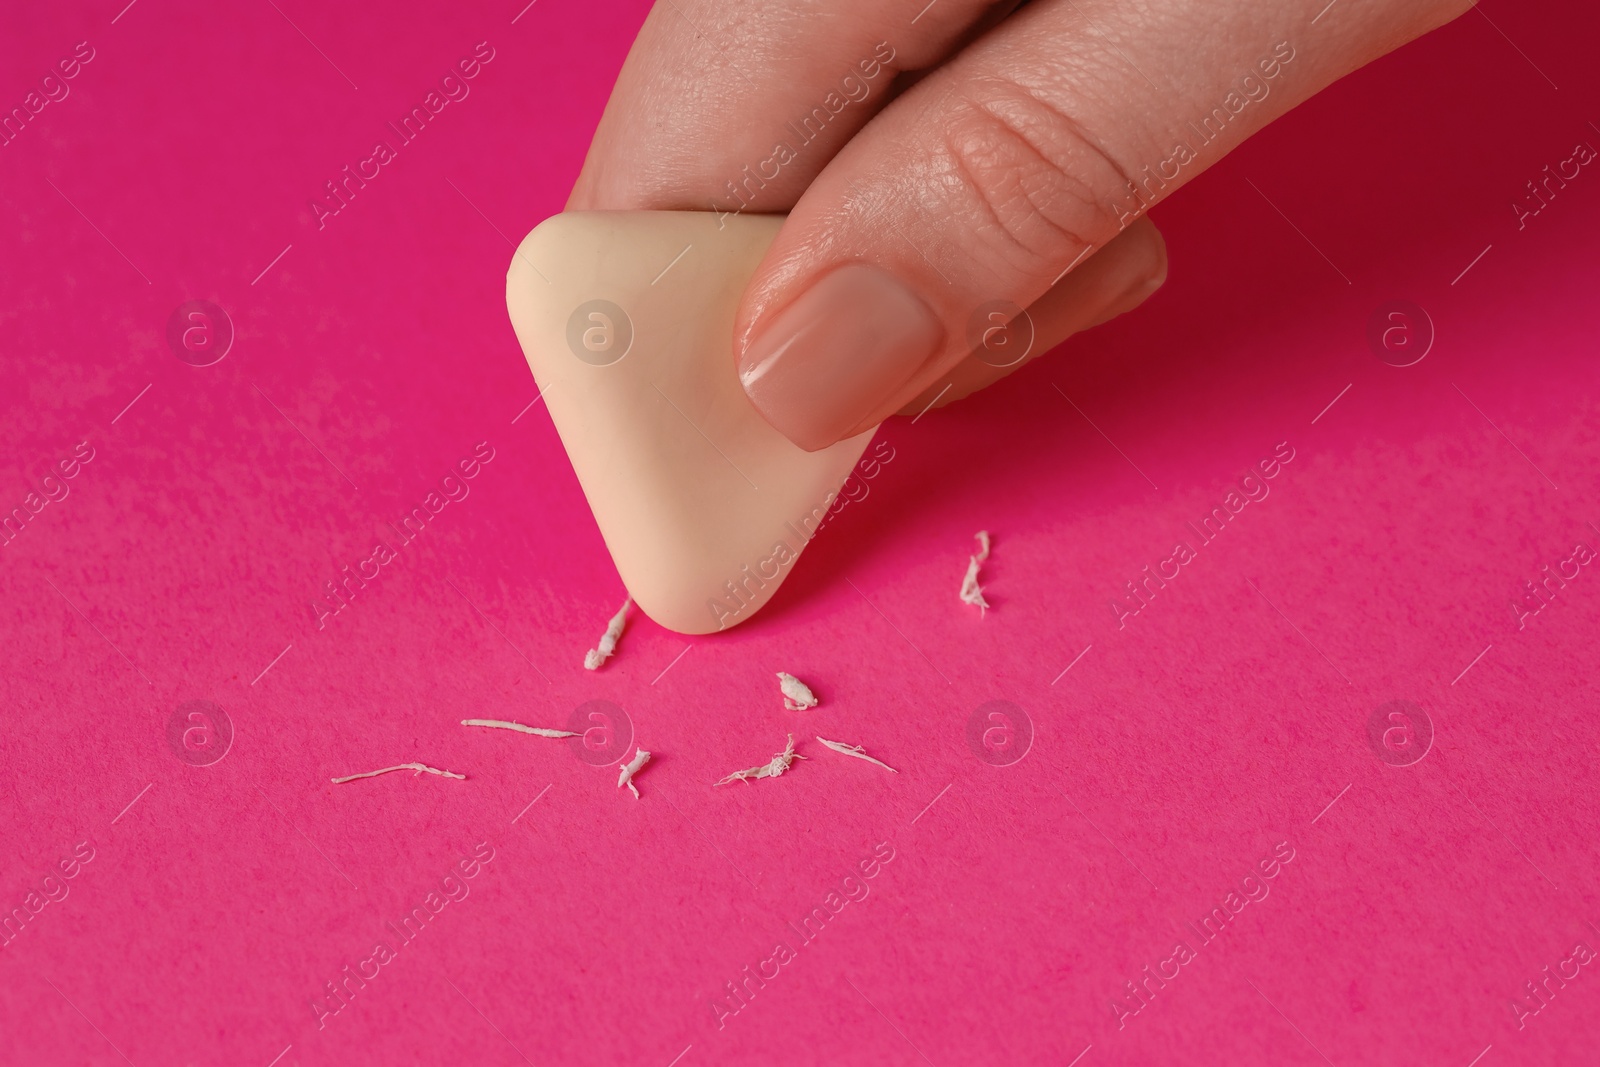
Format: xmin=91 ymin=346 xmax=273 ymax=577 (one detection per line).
xmin=2 ymin=2 xmax=1598 ymax=1064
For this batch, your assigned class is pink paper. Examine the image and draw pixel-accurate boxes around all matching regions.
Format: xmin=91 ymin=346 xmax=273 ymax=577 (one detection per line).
xmin=1 ymin=2 xmax=1596 ymax=1064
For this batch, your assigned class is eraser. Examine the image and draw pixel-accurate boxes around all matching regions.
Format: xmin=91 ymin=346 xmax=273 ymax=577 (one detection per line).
xmin=506 ymin=212 xmax=875 ymax=634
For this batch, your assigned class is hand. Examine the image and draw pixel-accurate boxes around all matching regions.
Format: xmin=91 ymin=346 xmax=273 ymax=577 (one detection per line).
xmin=569 ymin=0 xmax=1471 ymax=451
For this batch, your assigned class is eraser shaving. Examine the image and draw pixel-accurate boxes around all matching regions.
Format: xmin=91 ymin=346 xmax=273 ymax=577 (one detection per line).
xmin=959 ymin=530 xmax=992 ymax=613
xmin=618 ymin=748 xmax=652 ymax=799
xmin=815 ymin=736 xmax=897 ymax=773
xmin=461 ymin=718 xmax=578 ymax=738
xmin=330 ymin=762 xmax=467 ymax=784
xmin=715 ymin=733 xmax=805 ymax=786
xmin=584 ymin=597 xmax=631 ymax=670
xmin=777 ymin=672 xmax=819 ymax=711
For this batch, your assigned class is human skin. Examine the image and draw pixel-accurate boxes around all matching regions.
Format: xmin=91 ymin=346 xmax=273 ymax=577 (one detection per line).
xmin=569 ymin=0 xmax=1473 ymax=451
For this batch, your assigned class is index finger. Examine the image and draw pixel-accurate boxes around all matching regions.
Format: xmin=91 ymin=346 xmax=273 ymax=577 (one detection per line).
xmin=565 ymin=0 xmax=1012 ymax=212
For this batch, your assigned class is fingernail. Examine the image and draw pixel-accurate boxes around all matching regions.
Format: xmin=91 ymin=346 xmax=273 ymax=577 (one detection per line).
xmin=1086 ymin=234 xmax=1168 ymax=329
xmin=1084 ymin=270 xmax=1164 ymax=329
xmin=739 ymin=264 xmax=944 ymax=451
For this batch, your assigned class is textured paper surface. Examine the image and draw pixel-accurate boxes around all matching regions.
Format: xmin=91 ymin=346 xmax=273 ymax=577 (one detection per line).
xmin=1 ymin=3 xmax=1597 ymax=1065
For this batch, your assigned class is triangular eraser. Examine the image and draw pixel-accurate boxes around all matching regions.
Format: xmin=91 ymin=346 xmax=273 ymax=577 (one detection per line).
xmin=506 ymin=211 xmax=875 ymax=635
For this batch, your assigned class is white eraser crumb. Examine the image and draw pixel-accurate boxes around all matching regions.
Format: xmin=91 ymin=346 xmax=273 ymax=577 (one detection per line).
xmin=715 ymin=733 xmax=806 ymax=786
xmin=330 ymin=762 xmax=466 ymax=784
xmin=959 ymin=530 xmax=992 ymax=614
xmin=777 ymin=672 xmax=819 ymax=711
xmin=816 ymin=736 xmax=898 ymax=773
xmin=584 ymin=597 xmax=632 ymax=670
xmin=618 ymin=748 xmax=652 ymax=799
xmin=462 ymin=718 xmax=578 ymax=738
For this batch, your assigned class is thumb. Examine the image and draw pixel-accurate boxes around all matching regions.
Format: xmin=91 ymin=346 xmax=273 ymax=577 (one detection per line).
xmin=733 ymin=0 xmax=1471 ymax=450
xmin=896 ymin=216 xmax=1169 ymax=418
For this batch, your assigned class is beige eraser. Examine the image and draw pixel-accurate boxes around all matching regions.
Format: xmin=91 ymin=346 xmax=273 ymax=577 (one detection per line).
xmin=506 ymin=212 xmax=875 ymax=635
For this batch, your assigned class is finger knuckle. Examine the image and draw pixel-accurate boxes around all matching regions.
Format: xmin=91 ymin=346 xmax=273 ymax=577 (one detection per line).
xmin=941 ymin=77 xmax=1133 ymax=274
